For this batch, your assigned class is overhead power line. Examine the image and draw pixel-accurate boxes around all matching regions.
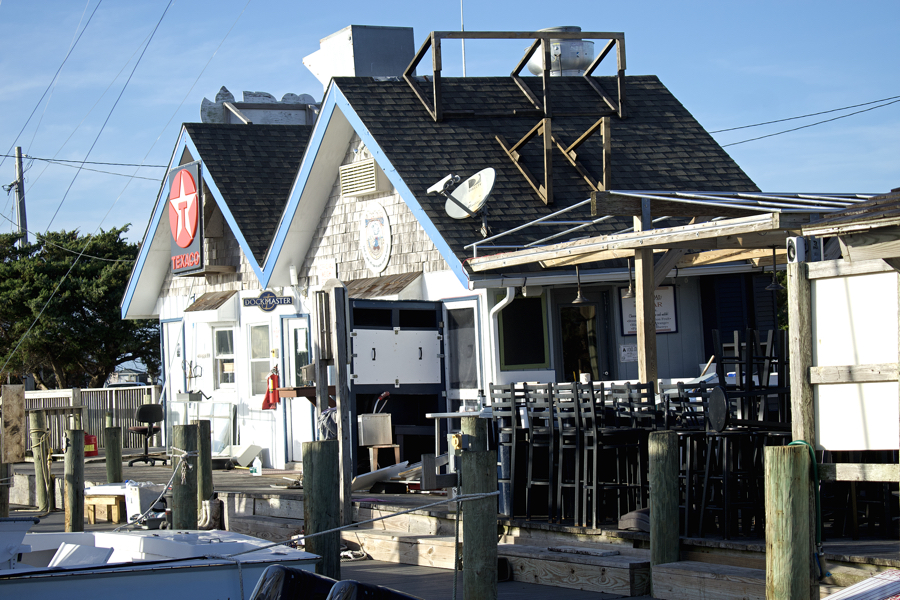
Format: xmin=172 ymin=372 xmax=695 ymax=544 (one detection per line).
xmin=0 ymin=211 xmax=134 ymax=262
xmin=711 ymin=94 xmax=900 ymax=134
xmin=0 ymin=1 xmax=103 ymax=172
xmin=45 ymin=0 xmax=174 ymax=231
xmin=721 ymin=98 xmax=900 ymax=148
xmin=1 ymin=154 xmax=166 ymax=168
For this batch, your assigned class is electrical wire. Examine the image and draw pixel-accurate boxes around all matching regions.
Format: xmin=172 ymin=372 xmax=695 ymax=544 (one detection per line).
xmin=42 ymin=159 xmax=161 ymax=181
xmin=0 ymin=212 xmax=134 ymax=262
xmin=710 ymin=94 xmax=900 ymax=133
xmin=0 ymin=1 xmax=102 ymax=172
xmin=25 ymin=1 xmax=92 ymax=157
xmin=721 ymin=98 xmax=900 ymax=148
xmin=1 ymin=154 xmax=166 ymax=168
xmin=45 ymin=0 xmax=174 ymax=231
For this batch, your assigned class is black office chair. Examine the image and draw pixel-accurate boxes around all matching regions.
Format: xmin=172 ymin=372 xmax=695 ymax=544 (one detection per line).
xmin=128 ymin=404 xmax=167 ymax=466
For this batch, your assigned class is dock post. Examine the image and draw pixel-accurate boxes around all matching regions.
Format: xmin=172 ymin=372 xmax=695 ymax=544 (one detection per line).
xmin=765 ymin=445 xmax=810 ymax=599
xmin=172 ymin=424 xmax=198 ymax=529
xmin=192 ymin=419 xmax=213 ymax=511
xmin=30 ymin=410 xmax=51 ymax=512
xmin=461 ymin=448 xmax=498 ymax=600
xmin=787 ymin=261 xmax=818 ymax=600
xmin=303 ymin=440 xmax=340 ymax=579
xmin=461 ymin=415 xmax=488 ymax=452
xmin=649 ymin=430 xmax=679 ymax=576
xmin=65 ymin=428 xmax=85 ymax=532
xmin=106 ymin=426 xmax=123 ymax=483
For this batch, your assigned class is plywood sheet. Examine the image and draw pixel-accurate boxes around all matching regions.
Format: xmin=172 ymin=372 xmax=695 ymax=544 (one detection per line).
xmin=812 ymin=272 xmax=899 ymax=451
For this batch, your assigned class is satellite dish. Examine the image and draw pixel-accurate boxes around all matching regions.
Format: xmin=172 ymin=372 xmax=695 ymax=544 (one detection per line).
xmin=445 ymin=168 xmax=495 ymax=220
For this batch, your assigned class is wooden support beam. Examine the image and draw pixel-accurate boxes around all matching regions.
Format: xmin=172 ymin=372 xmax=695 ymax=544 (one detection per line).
xmin=838 ymin=225 xmax=900 ymax=262
xmin=551 ymin=133 xmax=600 ymax=191
xmin=653 ymin=249 xmax=688 ymax=289
xmin=809 ymin=363 xmax=899 ymax=384
xmin=786 ymin=262 xmax=817 ymax=600
xmin=765 ymin=445 xmax=811 ymax=599
xmin=819 ymin=462 xmax=900 ymax=482
xmin=807 ymin=257 xmax=894 ymax=279
xmin=749 ymin=249 xmax=788 ymax=267
xmin=542 ymin=118 xmax=553 ymax=205
xmin=601 ymin=118 xmax=611 ymax=191
xmin=676 ymin=248 xmax=778 ymax=268
xmin=403 ymin=36 xmax=438 ymax=121
xmin=432 ymin=32 xmax=443 ymax=122
xmin=496 ymin=134 xmax=547 ymax=204
xmin=634 ymin=199 xmax=657 ymax=386
xmin=465 ymin=212 xmax=794 ymax=273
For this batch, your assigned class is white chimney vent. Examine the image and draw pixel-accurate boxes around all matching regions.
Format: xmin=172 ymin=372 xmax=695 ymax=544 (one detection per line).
xmin=340 ymin=159 xmax=391 ymax=198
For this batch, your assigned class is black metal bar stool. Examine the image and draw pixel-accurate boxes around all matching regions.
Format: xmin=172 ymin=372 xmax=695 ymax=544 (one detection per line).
xmin=577 ymin=381 xmax=603 ymax=528
xmin=490 ymin=383 xmax=519 ymax=518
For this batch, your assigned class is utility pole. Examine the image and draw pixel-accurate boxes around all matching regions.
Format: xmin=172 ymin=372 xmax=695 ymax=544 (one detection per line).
xmin=14 ymin=147 xmax=27 ymax=247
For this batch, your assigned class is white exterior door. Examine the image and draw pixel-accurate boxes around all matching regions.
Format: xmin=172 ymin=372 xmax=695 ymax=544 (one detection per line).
xmin=443 ymin=299 xmax=482 ymax=410
xmin=282 ymin=317 xmax=314 ymax=462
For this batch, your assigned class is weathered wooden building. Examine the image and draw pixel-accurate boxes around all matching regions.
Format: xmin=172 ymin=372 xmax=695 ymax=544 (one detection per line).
xmin=122 ymin=26 xmax=811 ymax=470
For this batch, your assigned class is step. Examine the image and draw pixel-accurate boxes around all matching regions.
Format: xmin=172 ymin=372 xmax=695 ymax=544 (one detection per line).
xmin=653 ymin=561 xmax=765 ymax=600
xmin=341 ymin=528 xmax=460 ymax=569
xmin=499 ymin=543 xmax=650 ymax=597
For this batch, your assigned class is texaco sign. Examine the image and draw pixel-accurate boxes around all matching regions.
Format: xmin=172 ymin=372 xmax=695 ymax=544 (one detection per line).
xmin=168 ymin=162 xmax=204 ymax=275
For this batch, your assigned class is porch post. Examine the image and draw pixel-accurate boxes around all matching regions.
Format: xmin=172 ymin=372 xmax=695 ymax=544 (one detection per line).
xmin=634 ymin=199 xmax=657 ymax=387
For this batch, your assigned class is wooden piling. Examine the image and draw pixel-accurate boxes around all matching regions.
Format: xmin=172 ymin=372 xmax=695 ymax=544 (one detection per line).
xmin=303 ymin=440 xmax=340 ymax=579
xmin=65 ymin=429 xmax=85 ymax=532
xmin=461 ymin=415 xmax=487 ymax=452
xmin=787 ymin=261 xmax=818 ymax=600
xmin=172 ymin=424 xmax=198 ymax=530
xmin=30 ymin=410 xmax=51 ymax=512
xmin=649 ymin=430 xmax=679 ymax=573
xmin=765 ymin=445 xmax=810 ymax=599
xmin=1 ymin=385 xmax=24 ymax=516
xmin=192 ymin=419 xmax=213 ymax=510
xmin=105 ymin=426 xmax=123 ymax=483
xmin=461 ymin=449 xmax=498 ymax=600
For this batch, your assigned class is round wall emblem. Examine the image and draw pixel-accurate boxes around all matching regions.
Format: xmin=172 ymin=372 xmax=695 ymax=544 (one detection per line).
xmin=359 ymin=202 xmax=391 ymax=274
xmin=168 ymin=169 xmax=199 ymax=248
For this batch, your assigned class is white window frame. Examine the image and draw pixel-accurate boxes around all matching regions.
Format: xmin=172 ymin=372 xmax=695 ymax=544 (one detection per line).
xmin=249 ymin=323 xmax=272 ymax=396
xmin=213 ymin=327 xmax=235 ymax=389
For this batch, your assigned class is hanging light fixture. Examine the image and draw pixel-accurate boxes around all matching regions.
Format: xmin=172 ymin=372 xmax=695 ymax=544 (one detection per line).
xmin=573 ymin=265 xmax=589 ymax=304
xmin=622 ymin=257 xmax=635 ymax=299
xmin=765 ymin=246 xmax=785 ymax=291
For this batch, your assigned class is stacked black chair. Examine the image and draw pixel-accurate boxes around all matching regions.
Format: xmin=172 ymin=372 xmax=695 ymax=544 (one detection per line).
xmin=576 ymin=381 xmax=604 ymax=528
xmin=490 ymin=383 xmax=519 ymax=518
xmin=524 ymin=383 xmax=556 ymax=523
xmin=552 ymin=382 xmax=581 ymax=525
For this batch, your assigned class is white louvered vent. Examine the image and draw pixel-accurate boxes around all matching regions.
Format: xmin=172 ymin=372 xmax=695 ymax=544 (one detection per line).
xmin=339 ymin=158 xmax=390 ymax=198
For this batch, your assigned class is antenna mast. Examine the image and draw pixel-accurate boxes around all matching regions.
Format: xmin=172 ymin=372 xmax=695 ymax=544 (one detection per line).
xmin=460 ymin=0 xmax=466 ymax=77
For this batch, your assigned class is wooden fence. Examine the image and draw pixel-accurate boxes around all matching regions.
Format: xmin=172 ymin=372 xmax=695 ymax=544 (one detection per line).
xmin=24 ymin=385 xmax=162 ymax=452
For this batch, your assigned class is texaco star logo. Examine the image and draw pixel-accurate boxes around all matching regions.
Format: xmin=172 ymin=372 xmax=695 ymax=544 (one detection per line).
xmin=168 ymin=170 xmax=199 ymax=248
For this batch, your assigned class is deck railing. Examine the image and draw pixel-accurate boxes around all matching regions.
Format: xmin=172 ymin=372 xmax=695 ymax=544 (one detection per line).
xmin=24 ymin=385 xmax=162 ymax=452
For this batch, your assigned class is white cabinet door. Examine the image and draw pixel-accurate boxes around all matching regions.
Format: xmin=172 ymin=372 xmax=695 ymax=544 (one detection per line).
xmin=351 ymin=329 xmax=442 ymax=385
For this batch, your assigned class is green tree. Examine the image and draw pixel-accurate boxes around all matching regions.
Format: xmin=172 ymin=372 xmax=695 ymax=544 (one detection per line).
xmin=0 ymin=227 xmax=159 ymax=389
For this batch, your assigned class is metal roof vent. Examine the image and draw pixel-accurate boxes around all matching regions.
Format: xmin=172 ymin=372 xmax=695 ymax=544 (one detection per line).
xmin=339 ymin=158 xmax=391 ymax=198
xmin=526 ymin=26 xmax=595 ymax=76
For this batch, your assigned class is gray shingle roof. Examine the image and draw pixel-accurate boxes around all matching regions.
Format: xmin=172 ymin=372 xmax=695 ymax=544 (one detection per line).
xmin=184 ymin=123 xmax=311 ymax=264
xmin=334 ymin=75 xmax=758 ymax=270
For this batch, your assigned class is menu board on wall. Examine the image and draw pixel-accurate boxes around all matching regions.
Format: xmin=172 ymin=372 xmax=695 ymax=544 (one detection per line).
xmin=619 ymin=285 xmax=678 ymax=335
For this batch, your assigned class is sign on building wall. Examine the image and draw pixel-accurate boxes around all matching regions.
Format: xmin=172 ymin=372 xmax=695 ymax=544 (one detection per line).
xmin=359 ymin=201 xmax=391 ymax=274
xmin=619 ymin=285 xmax=678 ymax=335
xmin=169 ymin=161 xmax=204 ymax=275
xmin=243 ymin=290 xmax=294 ymax=312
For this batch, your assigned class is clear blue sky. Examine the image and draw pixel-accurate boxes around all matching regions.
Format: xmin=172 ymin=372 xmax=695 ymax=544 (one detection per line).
xmin=1 ymin=0 xmax=898 ymax=243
